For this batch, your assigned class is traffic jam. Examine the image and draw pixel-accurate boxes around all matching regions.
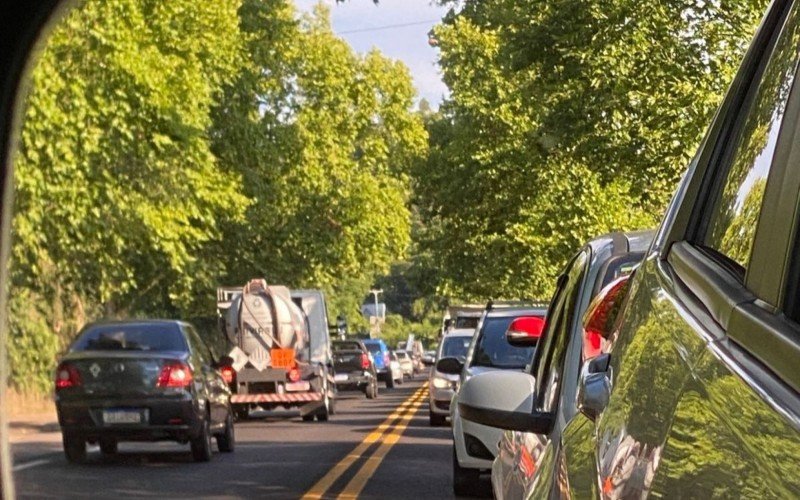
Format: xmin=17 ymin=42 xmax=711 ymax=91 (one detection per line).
xmin=41 ymin=231 xmax=643 ymax=499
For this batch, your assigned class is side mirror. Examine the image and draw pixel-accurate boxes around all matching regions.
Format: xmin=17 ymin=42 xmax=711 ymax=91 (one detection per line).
xmin=458 ymin=371 xmax=554 ymax=434
xmin=505 ymin=316 xmax=546 ymax=347
xmin=577 ymin=353 xmax=612 ymax=420
xmin=436 ymin=357 xmax=464 ymax=375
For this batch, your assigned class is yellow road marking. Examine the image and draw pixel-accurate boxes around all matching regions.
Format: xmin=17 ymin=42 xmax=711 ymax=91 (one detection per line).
xmin=336 ymin=394 xmax=425 ymax=499
xmin=301 ymin=385 xmax=428 ymax=499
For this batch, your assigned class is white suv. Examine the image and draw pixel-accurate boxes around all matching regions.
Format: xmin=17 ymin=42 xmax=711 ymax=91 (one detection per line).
xmin=439 ymin=304 xmax=546 ymax=496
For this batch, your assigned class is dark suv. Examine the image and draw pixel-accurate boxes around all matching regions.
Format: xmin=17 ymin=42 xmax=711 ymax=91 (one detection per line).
xmin=460 ymin=0 xmax=800 ymax=496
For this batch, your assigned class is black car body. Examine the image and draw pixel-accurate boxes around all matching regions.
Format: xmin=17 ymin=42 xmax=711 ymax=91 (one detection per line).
xmin=331 ymin=340 xmax=379 ymax=398
xmin=55 ymin=320 xmax=234 ymax=463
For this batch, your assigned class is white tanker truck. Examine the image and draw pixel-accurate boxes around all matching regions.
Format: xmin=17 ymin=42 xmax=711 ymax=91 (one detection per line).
xmin=216 ymin=279 xmax=336 ymax=421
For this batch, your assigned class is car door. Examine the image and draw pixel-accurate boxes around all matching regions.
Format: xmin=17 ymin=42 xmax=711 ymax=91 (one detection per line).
xmin=185 ymin=325 xmax=229 ymax=426
xmin=560 ymin=2 xmax=800 ymax=497
xmin=493 ymin=249 xmax=589 ymax=499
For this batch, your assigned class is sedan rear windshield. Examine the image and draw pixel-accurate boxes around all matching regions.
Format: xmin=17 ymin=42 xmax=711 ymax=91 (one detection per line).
xmin=333 ymin=342 xmax=362 ymax=352
xmin=72 ymin=324 xmax=187 ymax=352
xmin=470 ymin=316 xmax=535 ymax=369
xmin=441 ymin=336 xmax=471 ymax=359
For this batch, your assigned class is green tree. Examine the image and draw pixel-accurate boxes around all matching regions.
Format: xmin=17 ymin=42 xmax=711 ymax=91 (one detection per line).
xmin=10 ymin=0 xmax=246 ymax=392
xmin=210 ymin=1 xmax=427 ymax=318
xmin=415 ymin=0 xmax=768 ymax=299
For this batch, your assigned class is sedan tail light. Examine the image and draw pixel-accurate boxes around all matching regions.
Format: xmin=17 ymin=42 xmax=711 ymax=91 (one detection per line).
xmin=156 ymin=361 xmax=193 ymax=388
xmin=287 ymin=367 xmax=301 ymax=382
xmin=360 ymin=353 xmax=370 ymax=370
xmin=583 ymin=275 xmax=632 ymax=360
xmin=55 ymin=362 xmax=82 ymax=390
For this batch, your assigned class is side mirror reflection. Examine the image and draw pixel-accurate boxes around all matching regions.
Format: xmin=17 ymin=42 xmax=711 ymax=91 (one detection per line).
xmin=435 ymin=357 xmax=464 ymax=375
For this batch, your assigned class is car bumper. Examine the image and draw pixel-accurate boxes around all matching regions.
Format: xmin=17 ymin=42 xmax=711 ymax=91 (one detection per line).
xmin=56 ymin=394 xmax=201 ymax=442
xmin=429 ymin=386 xmax=455 ymax=416
xmin=334 ymin=371 xmax=374 ymax=389
xmin=453 ymin=404 xmax=501 ymax=471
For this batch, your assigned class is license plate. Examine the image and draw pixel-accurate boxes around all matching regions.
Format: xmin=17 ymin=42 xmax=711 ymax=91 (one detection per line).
xmin=102 ymin=409 xmax=143 ymax=424
xmin=334 ymin=374 xmax=349 ymax=382
xmin=285 ymin=381 xmax=311 ymax=392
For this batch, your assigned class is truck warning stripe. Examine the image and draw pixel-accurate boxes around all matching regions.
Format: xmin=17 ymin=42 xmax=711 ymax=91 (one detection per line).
xmin=231 ymin=393 xmax=323 ymax=403
xmin=301 ymin=384 xmax=428 ymax=500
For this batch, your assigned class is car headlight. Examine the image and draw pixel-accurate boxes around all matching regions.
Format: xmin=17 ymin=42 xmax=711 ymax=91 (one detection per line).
xmin=432 ymin=376 xmax=451 ymax=389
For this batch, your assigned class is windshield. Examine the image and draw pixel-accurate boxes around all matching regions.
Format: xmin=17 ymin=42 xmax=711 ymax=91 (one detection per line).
xmin=470 ymin=316 xmax=536 ymax=369
xmin=454 ymin=317 xmax=479 ymax=329
xmin=72 ymin=324 xmax=187 ymax=352
xmin=441 ymin=336 xmax=471 ymax=360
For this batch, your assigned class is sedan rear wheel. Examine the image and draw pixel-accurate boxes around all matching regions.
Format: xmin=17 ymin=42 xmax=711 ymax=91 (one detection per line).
xmin=63 ymin=433 xmax=86 ymax=464
xmin=191 ymin=417 xmax=213 ymax=462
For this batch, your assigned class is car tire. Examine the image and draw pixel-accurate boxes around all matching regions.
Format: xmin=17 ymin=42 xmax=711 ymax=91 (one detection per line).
xmin=63 ymin=433 xmax=86 ymax=464
xmin=191 ymin=416 xmax=213 ymax=462
xmin=385 ymin=375 xmax=395 ymax=389
xmin=429 ymin=409 xmax=446 ymax=427
xmin=396 ymin=376 xmax=404 ymax=386
xmin=453 ymin=446 xmax=480 ymax=496
xmin=366 ymin=382 xmax=377 ymax=399
xmin=99 ymin=438 xmax=118 ymax=456
xmin=216 ymin=411 xmax=235 ymax=453
xmin=317 ymin=390 xmax=331 ymax=422
xmin=302 ymin=414 xmax=315 ymax=422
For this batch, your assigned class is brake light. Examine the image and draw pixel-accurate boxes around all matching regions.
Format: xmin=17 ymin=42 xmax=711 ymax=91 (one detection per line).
xmin=360 ymin=353 xmax=370 ymax=370
xmin=287 ymin=367 xmax=301 ymax=382
xmin=55 ymin=363 xmax=82 ymax=390
xmin=157 ymin=361 xmax=193 ymax=388
xmin=219 ymin=365 xmax=236 ymax=385
xmin=583 ymin=275 xmax=631 ymax=360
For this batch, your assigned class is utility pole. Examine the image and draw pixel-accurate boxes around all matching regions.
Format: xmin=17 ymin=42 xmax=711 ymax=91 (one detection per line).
xmin=369 ymin=288 xmax=383 ymax=337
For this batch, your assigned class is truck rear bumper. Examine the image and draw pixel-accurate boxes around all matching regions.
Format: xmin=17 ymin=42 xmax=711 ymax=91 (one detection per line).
xmin=230 ymin=392 xmax=323 ymax=404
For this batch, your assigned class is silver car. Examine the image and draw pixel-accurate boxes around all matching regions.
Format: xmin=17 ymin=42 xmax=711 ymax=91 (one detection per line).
xmin=428 ymin=329 xmax=473 ymax=426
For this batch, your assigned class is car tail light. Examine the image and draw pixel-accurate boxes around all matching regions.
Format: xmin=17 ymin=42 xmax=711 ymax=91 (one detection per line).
xmin=55 ymin=363 xmax=82 ymax=390
xmin=219 ymin=365 xmax=236 ymax=385
xmin=583 ymin=275 xmax=631 ymax=360
xmin=360 ymin=353 xmax=370 ymax=369
xmin=156 ymin=361 xmax=193 ymax=388
xmin=287 ymin=367 xmax=301 ymax=382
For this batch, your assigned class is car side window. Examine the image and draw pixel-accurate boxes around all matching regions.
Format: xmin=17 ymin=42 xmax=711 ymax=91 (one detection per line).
xmin=534 ymin=250 xmax=589 ymax=413
xmin=702 ymin=7 xmax=800 ymax=275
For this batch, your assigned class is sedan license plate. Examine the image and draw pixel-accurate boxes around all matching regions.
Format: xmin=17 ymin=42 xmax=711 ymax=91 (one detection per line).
xmin=102 ymin=409 xmax=143 ymax=425
xmin=334 ymin=374 xmax=349 ymax=382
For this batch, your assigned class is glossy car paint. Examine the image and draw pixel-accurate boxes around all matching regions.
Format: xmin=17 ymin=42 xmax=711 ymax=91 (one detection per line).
xmin=490 ymin=231 xmax=652 ymax=499
xmin=429 ymin=329 xmax=474 ymax=418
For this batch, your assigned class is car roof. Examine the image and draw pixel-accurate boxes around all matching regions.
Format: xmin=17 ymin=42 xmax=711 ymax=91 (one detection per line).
xmin=442 ymin=328 xmax=475 ymax=337
xmin=485 ymin=306 xmax=548 ymax=318
xmin=83 ymin=319 xmax=186 ymax=328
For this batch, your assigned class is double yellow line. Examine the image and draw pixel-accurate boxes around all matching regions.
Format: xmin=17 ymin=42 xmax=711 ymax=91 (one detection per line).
xmin=302 ymin=384 xmax=428 ymax=499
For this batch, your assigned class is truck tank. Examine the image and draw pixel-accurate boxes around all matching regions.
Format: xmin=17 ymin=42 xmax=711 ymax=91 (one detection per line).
xmin=224 ymin=279 xmax=308 ymax=368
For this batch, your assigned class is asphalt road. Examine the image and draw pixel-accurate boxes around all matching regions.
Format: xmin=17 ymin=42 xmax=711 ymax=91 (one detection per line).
xmin=10 ymin=379 xmax=492 ymax=499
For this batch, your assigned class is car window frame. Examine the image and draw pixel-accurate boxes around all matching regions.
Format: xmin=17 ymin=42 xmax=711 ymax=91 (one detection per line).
xmin=663 ymin=0 xmax=800 ymax=402
xmin=532 ymin=249 xmax=590 ymax=414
